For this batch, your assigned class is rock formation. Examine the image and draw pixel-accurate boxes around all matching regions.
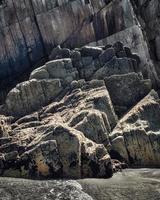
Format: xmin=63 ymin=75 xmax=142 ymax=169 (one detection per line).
xmin=0 ymin=41 xmax=157 ymax=178
xmin=110 ymin=90 xmax=160 ymax=167
xmin=0 ymin=0 xmax=160 ymax=179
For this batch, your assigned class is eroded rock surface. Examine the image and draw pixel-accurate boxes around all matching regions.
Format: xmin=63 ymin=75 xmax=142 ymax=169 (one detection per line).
xmin=1 ymin=40 xmax=160 ymax=178
xmin=0 ymin=79 xmax=116 ymax=178
xmin=110 ymin=90 xmax=160 ymax=167
xmin=1 ymin=0 xmax=160 ymax=178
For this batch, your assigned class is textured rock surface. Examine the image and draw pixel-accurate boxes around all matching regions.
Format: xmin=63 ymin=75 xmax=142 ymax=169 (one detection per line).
xmin=0 ymin=0 xmax=136 ymax=82
xmin=4 ymin=79 xmax=63 ymax=117
xmin=110 ymin=90 xmax=160 ymax=167
xmin=1 ymin=0 xmax=160 ymax=104
xmin=0 ymin=178 xmax=94 ymax=200
xmin=0 ymin=79 xmax=116 ymax=178
xmin=105 ymin=72 xmax=152 ymax=116
xmin=1 ymin=0 xmax=160 ymax=179
xmin=30 ymin=58 xmax=78 ymax=85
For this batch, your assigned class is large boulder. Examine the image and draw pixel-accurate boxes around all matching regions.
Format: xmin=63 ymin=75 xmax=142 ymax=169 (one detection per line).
xmin=4 ymin=79 xmax=63 ymax=117
xmin=0 ymin=124 xmax=113 ymax=179
xmin=89 ymin=25 xmax=160 ymax=88
xmin=0 ymin=79 xmax=116 ymax=179
xmin=93 ymin=56 xmax=136 ymax=79
xmin=39 ymin=125 xmax=113 ymax=178
xmin=64 ymin=79 xmax=117 ymax=129
xmin=69 ymin=109 xmax=111 ymax=146
xmin=20 ymin=140 xmax=62 ymax=178
xmin=105 ymin=72 xmax=152 ymax=116
xmin=110 ymin=90 xmax=160 ymax=167
xmin=30 ymin=58 xmax=79 ymax=85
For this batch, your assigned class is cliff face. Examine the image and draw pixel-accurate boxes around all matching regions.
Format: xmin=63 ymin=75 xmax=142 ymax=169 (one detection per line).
xmin=1 ymin=0 xmax=160 ymax=103
xmin=0 ymin=0 xmax=136 ymax=81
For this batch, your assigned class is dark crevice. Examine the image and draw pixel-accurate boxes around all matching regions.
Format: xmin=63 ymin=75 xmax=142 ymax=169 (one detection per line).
xmin=11 ymin=0 xmax=32 ymax=68
xmin=29 ymin=0 xmax=48 ymax=60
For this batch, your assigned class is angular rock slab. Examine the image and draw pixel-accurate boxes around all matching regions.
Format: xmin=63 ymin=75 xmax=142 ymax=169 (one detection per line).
xmin=105 ymin=72 xmax=152 ymax=116
xmin=30 ymin=58 xmax=78 ymax=85
xmin=4 ymin=79 xmax=63 ymax=117
xmin=89 ymin=25 xmax=159 ymax=88
xmin=110 ymin=90 xmax=160 ymax=167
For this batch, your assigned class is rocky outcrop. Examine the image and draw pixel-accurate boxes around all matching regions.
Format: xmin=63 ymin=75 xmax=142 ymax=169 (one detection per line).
xmin=1 ymin=0 xmax=160 ymax=105
xmin=1 ymin=0 xmax=160 ymax=178
xmin=0 ymin=0 xmax=136 ymax=83
xmin=4 ymin=79 xmax=63 ymax=117
xmin=0 ymin=78 xmax=117 ymax=178
xmin=110 ymin=90 xmax=160 ymax=167
xmin=30 ymin=58 xmax=78 ymax=85
xmin=105 ymin=72 xmax=152 ymax=116
xmin=1 ymin=41 xmax=160 ymax=178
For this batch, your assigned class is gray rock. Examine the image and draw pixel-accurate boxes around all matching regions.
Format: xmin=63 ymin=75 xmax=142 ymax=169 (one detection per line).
xmin=80 ymin=46 xmax=103 ymax=58
xmin=110 ymin=90 xmax=160 ymax=167
xmin=105 ymin=72 xmax=152 ymax=115
xmin=30 ymin=58 xmax=79 ymax=85
xmin=5 ymin=79 xmax=63 ymax=117
xmin=49 ymin=45 xmax=61 ymax=60
xmin=99 ymin=48 xmax=116 ymax=66
xmin=69 ymin=109 xmax=111 ymax=146
xmin=113 ymin=41 xmax=124 ymax=53
xmin=22 ymin=140 xmax=62 ymax=177
xmin=93 ymin=57 xmax=135 ymax=79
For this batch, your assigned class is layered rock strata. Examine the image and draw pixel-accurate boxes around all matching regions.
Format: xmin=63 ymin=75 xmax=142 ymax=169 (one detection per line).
xmin=0 ymin=42 xmax=160 ymax=178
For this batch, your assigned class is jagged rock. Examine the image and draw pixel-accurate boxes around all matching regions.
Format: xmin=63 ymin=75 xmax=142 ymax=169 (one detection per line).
xmin=4 ymin=79 xmax=63 ymax=117
xmin=105 ymin=72 xmax=152 ymax=116
xmin=21 ymin=140 xmax=62 ymax=178
xmin=69 ymin=109 xmax=111 ymax=146
xmin=1 ymin=124 xmax=113 ymax=179
xmin=99 ymin=48 xmax=116 ymax=66
xmin=93 ymin=57 xmax=135 ymax=79
xmin=89 ymin=25 xmax=160 ymax=88
xmin=0 ymin=79 xmax=116 ymax=178
xmin=110 ymin=90 xmax=160 ymax=167
xmin=36 ymin=124 xmax=113 ymax=178
xmin=0 ymin=0 xmax=137 ymax=84
xmin=30 ymin=58 xmax=79 ymax=85
xmin=0 ymin=115 xmax=12 ymax=137
xmin=49 ymin=46 xmax=71 ymax=60
xmin=1 ymin=0 xmax=160 ymax=180
xmin=80 ymin=46 xmax=103 ymax=58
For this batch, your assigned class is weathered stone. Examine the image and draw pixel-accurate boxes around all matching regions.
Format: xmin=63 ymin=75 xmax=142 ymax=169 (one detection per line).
xmin=93 ymin=57 xmax=135 ymax=79
xmin=69 ymin=109 xmax=111 ymax=146
xmin=4 ymin=151 xmax=18 ymax=161
xmin=105 ymin=72 xmax=152 ymax=115
xmin=80 ymin=46 xmax=103 ymax=58
xmin=49 ymin=46 xmax=62 ymax=60
xmin=40 ymin=124 xmax=113 ymax=178
xmin=89 ymin=25 xmax=159 ymax=88
xmin=110 ymin=90 xmax=160 ymax=167
xmin=22 ymin=140 xmax=62 ymax=178
xmin=99 ymin=48 xmax=116 ymax=66
xmin=5 ymin=79 xmax=63 ymax=117
xmin=30 ymin=58 xmax=79 ymax=85
xmin=113 ymin=41 xmax=124 ymax=53
xmin=80 ymin=57 xmax=96 ymax=79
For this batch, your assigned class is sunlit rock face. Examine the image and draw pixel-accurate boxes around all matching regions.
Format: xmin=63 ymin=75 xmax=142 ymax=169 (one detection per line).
xmin=0 ymin=41 xmax=158 ymax=178
xmin=110 ymin=90 xmax=160 ymax=167
xmin=0 ymin=79 xmax=115 ymax=179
